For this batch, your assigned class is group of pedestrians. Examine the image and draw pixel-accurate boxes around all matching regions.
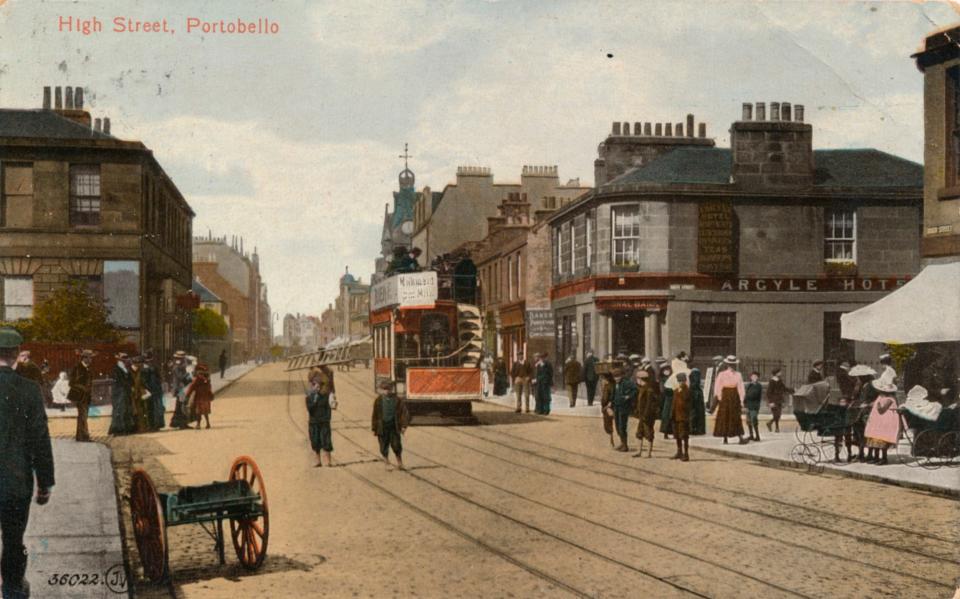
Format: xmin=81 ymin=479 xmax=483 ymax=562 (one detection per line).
xmin=509 ymin=352 xmax=556 ymax=414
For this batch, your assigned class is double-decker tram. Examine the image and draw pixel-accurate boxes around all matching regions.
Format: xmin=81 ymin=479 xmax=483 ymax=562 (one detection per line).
xmin=369 ymin=258 xmax=482 ymax=424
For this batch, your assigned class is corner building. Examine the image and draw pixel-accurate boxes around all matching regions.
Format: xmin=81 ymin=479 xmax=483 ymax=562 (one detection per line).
xmin=549 ymin=105 xmax=922 ymax=371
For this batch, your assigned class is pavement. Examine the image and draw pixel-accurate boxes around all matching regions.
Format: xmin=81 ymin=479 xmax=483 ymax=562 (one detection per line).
xmin=31 ymin=362 xmax=258 ymax=599
xmin=483 ymin=386 xmax=960 ymax=496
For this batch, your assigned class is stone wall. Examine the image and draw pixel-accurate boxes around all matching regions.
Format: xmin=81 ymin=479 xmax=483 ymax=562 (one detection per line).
xmin=921 ymin=57 xmax=960 ymax=259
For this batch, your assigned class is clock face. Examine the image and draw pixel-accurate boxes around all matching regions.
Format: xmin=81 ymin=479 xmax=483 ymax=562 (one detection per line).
xmin=401 ymin=221 xmax=414 ymax=235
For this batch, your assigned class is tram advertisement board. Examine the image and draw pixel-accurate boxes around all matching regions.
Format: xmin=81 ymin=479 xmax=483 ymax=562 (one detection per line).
xmin=371 ymin=271 xmax=438 ymax=311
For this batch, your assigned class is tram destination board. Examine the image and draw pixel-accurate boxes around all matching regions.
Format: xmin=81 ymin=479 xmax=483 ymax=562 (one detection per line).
xmin=371 ymin=271 xmax=438 ymax=311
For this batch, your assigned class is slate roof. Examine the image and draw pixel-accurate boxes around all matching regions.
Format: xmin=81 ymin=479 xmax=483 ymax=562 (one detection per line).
xmin=605 ymin=147 xmax=922 ymax=189
xmin=391 ymin=186 xmax=416 ymax=229
xmin=192 ymin=279 xmax=222 ymax=303
xmin=0 ymin=109 xmax=115 ymax=141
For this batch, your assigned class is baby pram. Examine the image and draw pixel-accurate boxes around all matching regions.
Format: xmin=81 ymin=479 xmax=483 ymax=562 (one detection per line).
xmin=791 ymin=381 xmax=846 ymax=464
xmin=899 ymin=399 xmax=960 ymax=469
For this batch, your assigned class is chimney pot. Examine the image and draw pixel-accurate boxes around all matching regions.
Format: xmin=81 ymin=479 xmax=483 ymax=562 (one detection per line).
xmin=755 ymin=102 xmax=766 ymax=121
xmin=665 ymin=123 xmax=673 ymax=136
xmin=54 ymin=87 xmax=63 ymax=109
xmin=65 ymin=86 xmax=74 ymax=110
xmin=742 ymin=102 xmax=753 ymax=121
xmin=42 ymin=86 xmax=51 ymax=109
xmin=698 ymin=123 xmax=706 ymax=138
xmin=612 ymin=122 xmax=621 ymax=135
xmin=795 ymin=104 xmax=805 ymax=122
xmin=782 ymin=102 xmax=791 ymax=121
xmin=634 ymin=122 xmax=642 ymax=135
xmin=75 ymin=87 xmax=84 ymax=109
xmin=94 ymin=118 xmax=102 ymax=132
xmin=103 ymin=117 xmax=111 ymax=135
xmin=676 ymin=122 xmax=683 ymax=136
xmin=654 ymin=123 xmax=662 ymax=136
xmin=643 ymin=122 xmax=652 ymax=136
xmin=770 ymin=101 xmax=781 ymax=121
xmin=686 ymin=114 xmax=695 ymax=137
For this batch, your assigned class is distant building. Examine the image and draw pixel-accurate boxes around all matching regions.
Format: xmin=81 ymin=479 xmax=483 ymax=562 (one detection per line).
xmin=0 ymin=85 xmax=193 ymax=360
xmin=336 ymin=269 xmax=369 ymax=341
xmin=281 ymin=312 xmax=322 ymax=351
xmin=411 ymin=165 xmax=590 ymax=266
xmin=193 ymin=233 xmax=271 ymax=359
xmin=549 ymin=107 xmax=922 ymax=370
xmin=319 ymin=303 xmax=338 ymax=347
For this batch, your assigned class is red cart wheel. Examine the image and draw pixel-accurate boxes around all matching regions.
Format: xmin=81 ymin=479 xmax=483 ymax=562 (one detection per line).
xmin=228 ymin=456 xmax=269 ymax=570
xmin=130 ymin=469 xmax=167 ymax=582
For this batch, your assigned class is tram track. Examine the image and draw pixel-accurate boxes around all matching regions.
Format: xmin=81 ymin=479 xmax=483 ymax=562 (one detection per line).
xmin=296 ymin=370 xmax=957 ymax=596
xmin=320 ymin=379 xmax=856 ymax=597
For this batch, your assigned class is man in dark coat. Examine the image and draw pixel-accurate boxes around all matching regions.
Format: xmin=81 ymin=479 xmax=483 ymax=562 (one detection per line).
xmin=610 ymin=367 xmax=638 ymax=452
xmin=68 ymin=350 xmax=95 ymax=441
xmin=583 ymin=351 xmax=599 ymax=406
xmin=563 ymin=355 xmax=582 ymax=408
xmin=0 ymin=328 xmax=55 ymax=599
xmin=372 ymin=380 xmax=410 ymax=470
xmin=108 ymin=353 xmax=134 ymax=435
xmin=141 ymin=351 xmax=166 ymax=430
xmin=533 ymin=353 xmax=554 ymax=415
xmin=218 ymin=349 xmax=228 ymax=379
xmin=807 ymin=360 xmax=826 ymax=384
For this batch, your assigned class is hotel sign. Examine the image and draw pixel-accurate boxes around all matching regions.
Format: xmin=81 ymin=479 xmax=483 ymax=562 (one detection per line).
xmin=371 ymin=271 xmax=438 ymax=311
xmin=717 ymin=277 xmax=910 ymax=292
xmin=698 ymin=201 xmax=737 ymax=275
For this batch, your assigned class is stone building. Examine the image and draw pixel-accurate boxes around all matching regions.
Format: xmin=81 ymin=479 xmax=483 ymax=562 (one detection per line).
xmin=0 ymin=85 xmax=193 ymax=359
xmin=336 ymin=269 xmax=370 ymax=341
xmin=193 ymin=233 xmax=271 ymax=359
xmin=914 ymin=26 xmax=960 ymax=263
xmin=549 ymin=105 xmax=922 ymax=371
xmin=411 ymin=165 xmax=590 ymax=266
xmin=318 ymin=303 xmax=338 ymax=347
xmin=473 ymin=192 xmax=563 ymax=368
xmin=281 ymin=313 xmax=321 ymax=351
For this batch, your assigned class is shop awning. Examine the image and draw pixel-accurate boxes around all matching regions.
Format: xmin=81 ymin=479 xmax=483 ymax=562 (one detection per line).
xmin=841 ymin=262 xmax=960 ymax=343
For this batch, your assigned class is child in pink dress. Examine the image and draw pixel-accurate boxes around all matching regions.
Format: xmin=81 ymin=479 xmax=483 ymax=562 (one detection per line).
xmin=863 ymin=378 xmax=899 ymax=465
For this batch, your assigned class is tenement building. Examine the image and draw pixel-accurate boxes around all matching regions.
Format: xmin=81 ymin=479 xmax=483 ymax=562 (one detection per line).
xmin=549 ymin=105 xmax=922 ymax=370
xmin=0 ymin=85 xmax=193 ymax=358
xmin=193 ymin=233 xmax=271 ymax=359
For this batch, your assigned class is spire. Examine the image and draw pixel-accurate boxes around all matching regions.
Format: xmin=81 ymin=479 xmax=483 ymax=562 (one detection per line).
xmin=398 ymin=142 xmax=415 ymax=189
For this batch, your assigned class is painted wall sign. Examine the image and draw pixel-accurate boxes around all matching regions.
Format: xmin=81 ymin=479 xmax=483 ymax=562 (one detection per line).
xmin=371 ymin=271 xmax=438 ymax=311
xmin=525 ymin=310 xmax=555 ymax=338
xmin=697 ymin=201 xmax=737 ymax=275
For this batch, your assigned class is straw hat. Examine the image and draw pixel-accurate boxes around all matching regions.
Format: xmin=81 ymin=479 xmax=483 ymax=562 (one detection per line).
xmin=906 ymin=385 xmax=928 ymax=402
xmin=723 ymin=355 xmax=739 ymax=365
xmin=871 ymin=378 xmax=897 ymax=393
xmin=848 ymin=364 xmax=875 ymax=377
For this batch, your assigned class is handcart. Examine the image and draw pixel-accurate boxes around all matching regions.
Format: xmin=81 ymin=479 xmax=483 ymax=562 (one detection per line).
xmin=129 ymin=455 xmax=269 ymax=582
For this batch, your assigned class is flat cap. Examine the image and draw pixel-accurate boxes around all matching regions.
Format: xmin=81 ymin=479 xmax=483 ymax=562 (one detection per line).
xmin=0 ymin=328 xmax=23 ymax=348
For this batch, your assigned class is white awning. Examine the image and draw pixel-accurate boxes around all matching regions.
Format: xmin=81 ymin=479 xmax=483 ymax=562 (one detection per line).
xmin=841 ymin=262 xmax=960 ymax=343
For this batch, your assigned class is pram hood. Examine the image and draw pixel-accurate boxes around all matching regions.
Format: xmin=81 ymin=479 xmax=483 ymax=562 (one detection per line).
xmin=792 ymin=380 xmax=832 ymax=413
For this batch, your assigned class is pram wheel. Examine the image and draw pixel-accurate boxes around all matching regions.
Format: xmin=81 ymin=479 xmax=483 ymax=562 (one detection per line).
xmin=790 ymin=443 xmax=821 ymax=466
xmin=939 ymin=431 xmax=960 ymax=466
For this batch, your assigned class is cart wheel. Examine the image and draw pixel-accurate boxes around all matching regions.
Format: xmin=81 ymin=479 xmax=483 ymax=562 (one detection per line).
xmin=939 ymin=431 xmax=960 ymax=467
xmin=130 ymin=469 xmax=167 ymax=583
xmin=228 ymin=456 xmax=269 ymax=570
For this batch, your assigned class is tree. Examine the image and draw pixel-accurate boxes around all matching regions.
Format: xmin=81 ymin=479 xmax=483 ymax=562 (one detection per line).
xmin=193 ymin=307 xmax=229 ymax=338
xmin=22 ymin=280 xmax=122 ymax=343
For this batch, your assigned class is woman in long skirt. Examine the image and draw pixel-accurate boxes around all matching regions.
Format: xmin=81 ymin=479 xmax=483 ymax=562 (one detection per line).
xmin=864 ymin=378 xmax=899 ymax=465
xmin=109 ymin=353 xmax=134 ymax=435
xmin=659 ymin=365 xmax=674 ymax=439
xmin=712 ymin=356 xmax=748 ymax=445
xmin=169 ymin=352 xmax=193 ymax=429
xmin=186 ymin=364 xmax=214 ymax=430
xmin=689 ymin=368 xmax=707 ymax=435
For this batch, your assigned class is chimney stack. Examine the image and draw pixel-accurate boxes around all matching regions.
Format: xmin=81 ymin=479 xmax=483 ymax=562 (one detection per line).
xmin=42 ymin=86 xmax=51 ymax=109
xmin=731 ymin=100 xmax=813 ymax=188
xmin=742 ymin=102 xmax=753 ymax=121
xmin=686 ymin=114 xmax=695 ymax=138
xmin=103 ymin=117 xmax=111 ymax=135
xmin=54 ymin=87 xmax=62 ymax=109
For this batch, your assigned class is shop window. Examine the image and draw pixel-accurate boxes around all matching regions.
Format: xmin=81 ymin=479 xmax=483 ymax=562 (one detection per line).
xmin=823 ymin=312 xmax=854 ymax=362
xmin=612 ymin=205 xmax=641 ymax=268
xmin=2 ymin=163 xmax=34 ymax=228
xmin=824 ymin=208 xmax=856 ymax=263
xmin=573 ymin=214 xmax=587 ymax=272
xmin=70 ymin=164 xmax=101 ymax=226
xmin=1 ymin=276 xmax=33 ymax=320
xmin=104 ymin=261 xmax=140 ymax=328
xmin=691 ymin=311 xmax=736 ymax=360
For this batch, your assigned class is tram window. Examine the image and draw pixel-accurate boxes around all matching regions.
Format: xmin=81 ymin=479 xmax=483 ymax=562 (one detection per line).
xmin=421 ymin=312 xmax=451 ymax=357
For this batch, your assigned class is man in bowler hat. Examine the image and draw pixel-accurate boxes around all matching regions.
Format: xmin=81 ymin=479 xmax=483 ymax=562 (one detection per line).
xmin=0 ymin=328 xmax=55 ymax=598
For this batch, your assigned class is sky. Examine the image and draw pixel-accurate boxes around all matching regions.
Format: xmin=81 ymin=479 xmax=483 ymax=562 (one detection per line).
xmin=1 ymin=0 xmax=958 ymax=321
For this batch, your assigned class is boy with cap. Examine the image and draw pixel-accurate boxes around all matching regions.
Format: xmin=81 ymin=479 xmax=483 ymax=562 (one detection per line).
xmin=372 ymin=380 xmax=410 ymax=470
xmin=0 ymin=328 xmax=55 ymax=599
